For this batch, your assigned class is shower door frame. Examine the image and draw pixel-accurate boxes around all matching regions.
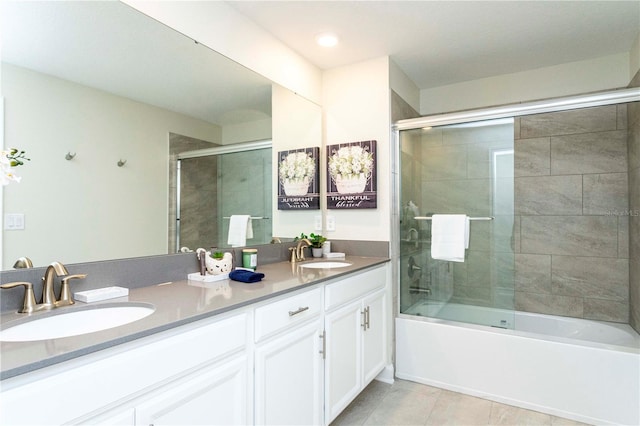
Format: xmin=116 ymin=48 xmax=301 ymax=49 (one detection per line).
xmin=175 ymin=139 xmax=272 ymax=253
xmin=391 ymin=87 xmax=640 ymax=323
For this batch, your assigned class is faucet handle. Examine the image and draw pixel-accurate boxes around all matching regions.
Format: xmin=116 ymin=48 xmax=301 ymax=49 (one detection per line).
xmin=56 ymin=274 xmax=87 ymax=307
xmin=0 ymin=281 xmax=38 ymax=314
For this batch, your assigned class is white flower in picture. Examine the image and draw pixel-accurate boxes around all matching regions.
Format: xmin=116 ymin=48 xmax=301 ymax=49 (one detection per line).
xmin=328 ymin=145 xmax=374 ymax=194
xmin=279 ymin=151 xmax=316 ymax=196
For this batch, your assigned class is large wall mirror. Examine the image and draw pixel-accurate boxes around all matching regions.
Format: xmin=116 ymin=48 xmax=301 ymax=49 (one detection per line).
xmin=1 ymin=1 xmax=278 ymax=269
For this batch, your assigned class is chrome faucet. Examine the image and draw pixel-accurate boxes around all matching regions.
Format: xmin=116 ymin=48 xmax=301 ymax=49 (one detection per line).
xmin=289 ymin=238 xmax=312 ymax=263
xmin=41 ymin=262 xmax=69 ymax=308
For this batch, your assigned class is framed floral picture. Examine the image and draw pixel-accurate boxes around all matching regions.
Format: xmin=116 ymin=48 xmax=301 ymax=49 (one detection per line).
xmin=277 ymin=147 xmax=320 ymax=210
xmin=326 ymin=140 xmax=377 ymax=209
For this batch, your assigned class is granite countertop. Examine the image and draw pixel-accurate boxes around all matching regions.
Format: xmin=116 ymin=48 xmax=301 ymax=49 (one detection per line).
xmin=0 ymin=256 xmax=389 ymax=380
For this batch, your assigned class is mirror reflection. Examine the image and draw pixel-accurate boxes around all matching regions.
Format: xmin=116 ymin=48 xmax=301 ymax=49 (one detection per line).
xmin=1 ymin=1 xmax=274 ymax=269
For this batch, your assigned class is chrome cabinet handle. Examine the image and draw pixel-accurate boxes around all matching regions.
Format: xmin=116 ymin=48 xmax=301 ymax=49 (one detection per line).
xmin=361 ymin=309 xmax=367 ymax=330
xmin=365 ymin=306 xmax=371 ymax=330
xmin=288 ymin=306 xmax=309 ymax=316
xmin=319 ymin=331 xmax=326 ymax=359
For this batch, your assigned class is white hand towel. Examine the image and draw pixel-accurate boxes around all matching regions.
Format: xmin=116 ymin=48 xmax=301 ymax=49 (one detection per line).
xmin=227 ymin=215 xmax=252 ymax=247
xmin=430 ymin=214 xmax=470 ymax=262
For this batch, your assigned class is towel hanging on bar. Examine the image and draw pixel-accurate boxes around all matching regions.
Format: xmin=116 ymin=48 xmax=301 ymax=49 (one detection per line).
xmin=430 ymin=214 xmax=470 ymax=263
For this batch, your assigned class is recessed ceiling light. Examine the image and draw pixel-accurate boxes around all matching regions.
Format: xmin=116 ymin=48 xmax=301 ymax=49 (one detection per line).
xmin=316 ymin=32 xmax=339 ymax=47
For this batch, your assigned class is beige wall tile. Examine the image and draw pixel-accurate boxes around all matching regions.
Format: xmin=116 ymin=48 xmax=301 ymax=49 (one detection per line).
xmin=520 ymin=216 xmax=618 ymax=257
xmin=515 ymin=137 xmax=551 ymax=177
xmin=618 ymin=217 xmax=629 ymax=258
xmin=515 ymin=291 xmax=583 ymax=317
xmin=515 ymin=254 xmax=551 ymax=294
xmin=583 ymin=298 xmax=629 ymax=322
xmin=551 ymin=256 xmax=629 ymax=301
xmin=521 ymin=105 xmax=617 ymax=138
xmin=583 ymin=173 xmax=628 ymax=215
xmin=515 ymin=175 xmax=582 ymax=215
xmin=551 ymin=130 xmax=628 ymax=175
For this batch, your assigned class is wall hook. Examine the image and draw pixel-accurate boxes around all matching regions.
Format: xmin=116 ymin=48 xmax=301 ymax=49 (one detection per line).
xmin=117 ymin=159 xmax=127 ymax=167
xmin=65 ymin=152 xmax=76 ymax=161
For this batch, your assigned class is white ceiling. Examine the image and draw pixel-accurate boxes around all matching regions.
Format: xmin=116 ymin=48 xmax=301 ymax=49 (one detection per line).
xmin=228 ymin=0 xmax=640 ymax=89
xmin=3 ymin=1 xmax=638 ymax=127
xmin=1 ymin=1 xmax=272 ymax=127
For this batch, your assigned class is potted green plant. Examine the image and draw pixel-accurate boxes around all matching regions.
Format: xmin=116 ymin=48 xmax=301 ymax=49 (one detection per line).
xmin=309 ymin=233 xmax=326 ymax=258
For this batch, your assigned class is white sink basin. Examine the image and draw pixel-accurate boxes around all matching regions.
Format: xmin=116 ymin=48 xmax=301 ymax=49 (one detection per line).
xmin=299 ymin=261 xmax=352 ymax=269
xmin=0 ymin=303 xmax=155 ymax=342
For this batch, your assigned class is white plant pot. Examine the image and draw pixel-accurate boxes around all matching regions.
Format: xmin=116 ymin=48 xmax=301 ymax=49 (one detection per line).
xmin=312 ymin=247 xmax=324 ymax=258
xmin=205 ymin=253 xmax=233 ymax=275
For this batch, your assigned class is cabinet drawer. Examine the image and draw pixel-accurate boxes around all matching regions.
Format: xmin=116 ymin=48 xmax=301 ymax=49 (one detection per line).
xmin=325 ymin=265 xmax=386 ymax=311
xmin=254 ymin=287 xmax=322 ymax=342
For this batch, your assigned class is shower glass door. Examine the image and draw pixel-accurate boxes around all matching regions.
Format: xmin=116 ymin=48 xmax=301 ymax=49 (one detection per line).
xmin=399 ymin=118 xmax=516 ymax=329
xmin=177 ymin=147 xmax=272 ymax=251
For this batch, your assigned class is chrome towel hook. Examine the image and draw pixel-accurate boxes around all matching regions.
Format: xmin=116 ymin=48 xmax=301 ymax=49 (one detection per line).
xmin=65 ymin=152 xmax=76 ymax=160
xmin=117 ymin=159 xmax=127 ymax=167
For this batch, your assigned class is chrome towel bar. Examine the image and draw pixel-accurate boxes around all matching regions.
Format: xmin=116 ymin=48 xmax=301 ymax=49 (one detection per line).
xmin=414 ymin=216 xmax=494 ymax=221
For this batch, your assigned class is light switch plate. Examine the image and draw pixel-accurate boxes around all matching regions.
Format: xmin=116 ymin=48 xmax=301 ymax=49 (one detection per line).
xmin=4 ymin=213 xmax=25 ymax=230
xmin=326 ymin=215 xmax=336 ymax=231
xmin=314 ymin=215 xmax=322 ymax=231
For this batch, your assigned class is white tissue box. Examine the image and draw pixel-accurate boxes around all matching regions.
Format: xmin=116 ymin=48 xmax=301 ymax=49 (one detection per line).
xmin=188 ymin=272 xmax=230 ymax=282
xmin=74 ymin=286 xmax=129 ymax=303
xmin=324 ymin=252 xmax=346 ymax=259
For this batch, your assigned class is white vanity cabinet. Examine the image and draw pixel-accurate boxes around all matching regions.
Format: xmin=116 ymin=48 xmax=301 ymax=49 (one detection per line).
xmin=0 ymin=312 xmax=251 ymax=426
xmin=135 ymin=355 xmax=250 ymax=425
xmin=0 ymin=261 xmax=390 ymax=426
xmin=253 ymin=287 xmax=324 ymax=426
xmin=324 ymin=267 xmax=387 ymax=424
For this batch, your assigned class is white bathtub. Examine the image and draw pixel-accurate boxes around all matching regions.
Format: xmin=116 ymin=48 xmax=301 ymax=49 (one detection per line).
xmin=396 ymin=303 xmax=640 ymax=425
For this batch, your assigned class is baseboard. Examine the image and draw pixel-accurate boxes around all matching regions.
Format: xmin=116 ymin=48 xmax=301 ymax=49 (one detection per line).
xmin=374 ymin=363 xmax=394 ymax=384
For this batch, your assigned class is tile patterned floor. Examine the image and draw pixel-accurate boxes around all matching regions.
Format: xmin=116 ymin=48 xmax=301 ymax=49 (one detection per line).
xmin=330 ymin=379 xmax=591 ymax=426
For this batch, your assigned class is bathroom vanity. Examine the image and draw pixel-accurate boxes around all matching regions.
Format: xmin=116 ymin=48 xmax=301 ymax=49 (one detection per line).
xmin=0 ymin=257 xmax=390 ymax=425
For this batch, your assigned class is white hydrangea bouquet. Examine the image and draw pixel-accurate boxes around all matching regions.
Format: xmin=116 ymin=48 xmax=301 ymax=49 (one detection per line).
xmin=328 ymin=145 xmax=373 ymax=194
xmin=1 ymin=148 xmax=29 ymax=186
xmin=279 ymin=151 xmax=316 ymax=196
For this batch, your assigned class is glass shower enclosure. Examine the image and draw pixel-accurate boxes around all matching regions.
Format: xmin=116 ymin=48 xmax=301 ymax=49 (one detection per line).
xmin=398 ymin=118 xmax=516 ymax=329
xmin=175 ymin=141 xmax=272 ymax=252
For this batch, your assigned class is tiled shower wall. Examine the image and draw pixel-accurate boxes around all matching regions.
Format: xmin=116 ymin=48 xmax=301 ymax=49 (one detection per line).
xmin=629 ymin=74 xmax=640 ymax=332
xmin=514 ymin=105 xmax=630 ymax=322
xmin=168 ymin=133 xmax=219 ymax=252
xmin=179 ymin=156 xmax=219 ymax=250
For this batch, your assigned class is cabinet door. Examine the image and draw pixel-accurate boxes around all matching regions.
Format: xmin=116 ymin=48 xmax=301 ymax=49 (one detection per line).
xmin=324 ymin=300 xmax=363 ymax=424
xmin=135 ymin=355 xmax=250 ymax=426
xmin=362 ymin=288 xmax=387 ymax=385
xmin=254 ymin=320 xmax=323 ymax=425
xmin=81 ymin=408 xmax=135 ymax=426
